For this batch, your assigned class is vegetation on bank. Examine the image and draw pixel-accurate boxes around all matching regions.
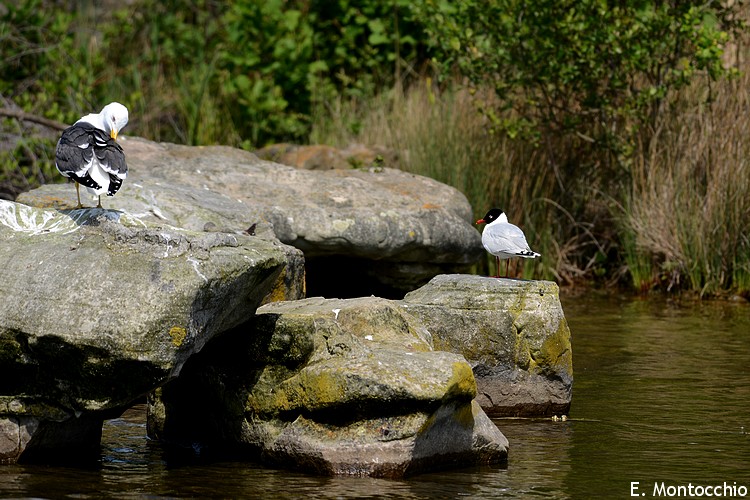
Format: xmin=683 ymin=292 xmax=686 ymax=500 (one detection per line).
xmin=1 ymin=0 xmax=748 ymax=297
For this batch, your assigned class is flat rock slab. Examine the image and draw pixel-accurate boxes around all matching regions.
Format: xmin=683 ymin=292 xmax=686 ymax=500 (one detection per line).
xmin=401 ymin=274 xmax=573 ymax=416
xmin=18 ymin=137 xmax=482 ymax=297
xmin=148 ymin=296 xmax=508 ymax=477
xmin=0 ymin=200 xmax=304 ymax=464
xmin=254 ymin=143 xmax=400 ymax=171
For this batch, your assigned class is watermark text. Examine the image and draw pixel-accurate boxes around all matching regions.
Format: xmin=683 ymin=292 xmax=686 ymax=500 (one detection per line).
xmin=630 ymin=481 xmax=748 ymax=497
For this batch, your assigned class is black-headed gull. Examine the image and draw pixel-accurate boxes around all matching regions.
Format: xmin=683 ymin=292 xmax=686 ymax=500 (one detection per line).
xmin=476 ymin=208 xmax=540 ymax=278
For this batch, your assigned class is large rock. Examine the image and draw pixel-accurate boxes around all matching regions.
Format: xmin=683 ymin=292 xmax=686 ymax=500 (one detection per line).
xmin=18 ymin=137 xmax=482 ymax=297
xmin=147 ymin=297 xmax=508 ymax=477
xmin=0 ymin=200 xmax=304 ymax=464
xmin=401 ymin=274 xmax=573 ymax=417
xmin=254 ymin=143 xmax=400 ymax=171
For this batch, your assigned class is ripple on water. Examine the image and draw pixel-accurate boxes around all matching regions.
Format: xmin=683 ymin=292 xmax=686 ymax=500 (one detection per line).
xmin=0 ymin=295 xmax=748 ymax=498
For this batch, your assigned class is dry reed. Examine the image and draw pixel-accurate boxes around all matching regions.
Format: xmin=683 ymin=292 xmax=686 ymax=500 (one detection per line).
xmin=625 ymin=72 xmax=750 ymax=295
xmin=311 ymin=82 xmax=607 ymax=283
xmin=312 ymin=73 xmax=750 ymax=294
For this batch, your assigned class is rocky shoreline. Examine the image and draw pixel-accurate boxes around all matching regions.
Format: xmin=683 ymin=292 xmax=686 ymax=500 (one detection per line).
xmin=1 ymin=138 xmax=572 ymax=476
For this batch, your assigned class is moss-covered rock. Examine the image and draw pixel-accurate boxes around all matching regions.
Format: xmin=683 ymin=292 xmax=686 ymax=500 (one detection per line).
xmin=0 ymin=200 xmax=304 ymax=464
xmin=148 ymin=296 xmax=508 ymax=477
xmin=401 ymin=274 xmax=573 ymax=416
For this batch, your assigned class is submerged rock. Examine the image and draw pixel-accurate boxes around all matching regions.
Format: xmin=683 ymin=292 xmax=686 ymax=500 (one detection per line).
xmin=148 ymin=297 xmax=508 ymax=477
xmin=0 ymin=200 xmax=304 ymax=464
xmin=18 ymin=137 xmax=482 ymax=297
xmin=401 ymin=274 xmax=573 ymax=417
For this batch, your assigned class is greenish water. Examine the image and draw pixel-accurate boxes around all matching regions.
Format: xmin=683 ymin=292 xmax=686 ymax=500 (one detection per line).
xmin=1 ymin=294 xmax=748 ymax=498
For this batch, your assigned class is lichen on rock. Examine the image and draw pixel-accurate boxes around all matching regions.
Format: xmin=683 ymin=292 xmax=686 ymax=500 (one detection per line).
xmin=148 ymin=295 xmax=508 ymax=477
xmin=0 ymin=200 xmax=304 ymax=464
xmin=402 ymin=274 xmax=573 ymax=417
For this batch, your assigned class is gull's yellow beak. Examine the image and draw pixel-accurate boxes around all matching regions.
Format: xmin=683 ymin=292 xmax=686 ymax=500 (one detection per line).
xmin=111 ymin=129 xmax=118 ymax=141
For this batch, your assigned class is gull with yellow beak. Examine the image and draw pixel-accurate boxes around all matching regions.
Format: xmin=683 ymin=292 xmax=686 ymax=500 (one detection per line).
xmin=55 ymin=102 xmax=129 ymax=208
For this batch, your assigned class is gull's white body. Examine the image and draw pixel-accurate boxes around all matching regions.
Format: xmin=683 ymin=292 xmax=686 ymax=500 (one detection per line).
xmin=55 ymin=102 xmax=129 ymax=207
xmin=480 ymin=212 xmax=540 ymax=260
xmin=476 ymin=208 xmax=540 ymax=278
xmin=73 ymin=102 xmax=129 ymax=196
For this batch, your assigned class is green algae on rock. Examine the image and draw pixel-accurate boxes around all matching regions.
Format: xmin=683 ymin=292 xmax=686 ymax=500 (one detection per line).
xmin=147 ymin=296 xmax=507 ymax=477
xmin=401 ymin=274 xmax=573 ymax=417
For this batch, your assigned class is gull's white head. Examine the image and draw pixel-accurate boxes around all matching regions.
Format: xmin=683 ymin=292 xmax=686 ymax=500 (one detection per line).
xmin=100 ymin=102 xmax=129 ymax=140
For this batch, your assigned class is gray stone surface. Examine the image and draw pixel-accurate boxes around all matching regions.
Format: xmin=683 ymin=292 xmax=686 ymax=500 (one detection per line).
xmin=401 ymin=274 xmax=573 ymax=416
xmin=147 ymin=296 xmax=508 ymax=477
xmin=18 ymin=137 xmax=482 ymax=296
xmin=0 ymin=200 xmax=304 ymax=463
xmin=4 ymin=134 xmax=574 ymax=471
xmin=254 ymin=143 xmax=401 ymax=171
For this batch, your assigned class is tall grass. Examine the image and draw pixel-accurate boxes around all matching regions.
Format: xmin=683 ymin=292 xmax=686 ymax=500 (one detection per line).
xmin=311 ymin=82 xmax=611 ymax=283
xmin=623 ymin=73 xmax=750 ymax=296
xmin=312 ymin=75 xmax=750 ymax=295
xmin=315 ymin=83 xmax=500 ymax=214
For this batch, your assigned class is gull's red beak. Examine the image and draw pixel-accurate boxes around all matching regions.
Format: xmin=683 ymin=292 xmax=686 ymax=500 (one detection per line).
xmin=476 ymin=219 xmax=485 ymax=225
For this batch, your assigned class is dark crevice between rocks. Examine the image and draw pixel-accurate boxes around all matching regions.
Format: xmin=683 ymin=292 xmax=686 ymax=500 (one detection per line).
xmin=305 ymin=256 xmax=412 ymax=299
xmin=17 ymin=415 xmax=105 ymax=466
xmin=304 ymin=255 xmax=473 ymax=300
xmin=144 ymin=321 xmax=270 ymax=461
xmin=2 ymin=332 xmax=168 ymax=410
xmin=484 ymin=401 xmax=572 ymax=418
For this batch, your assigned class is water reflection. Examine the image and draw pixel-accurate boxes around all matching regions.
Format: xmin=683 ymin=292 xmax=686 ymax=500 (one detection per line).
xmin=0 ymin=294 xmax=747 ymax=498
xmin=564 ymin=295 xmax=750 ymax=498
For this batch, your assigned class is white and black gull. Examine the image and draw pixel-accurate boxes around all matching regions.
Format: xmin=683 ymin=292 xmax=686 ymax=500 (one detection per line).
xmin=55 ymin=102 xmax=129 ymax=208
xmin=476 ymin=208 xmax=540 ymax=278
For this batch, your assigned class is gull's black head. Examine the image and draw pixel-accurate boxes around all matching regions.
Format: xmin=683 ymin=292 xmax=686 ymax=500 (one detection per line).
xmin=476 ymin=208 xmax=505 ymax=225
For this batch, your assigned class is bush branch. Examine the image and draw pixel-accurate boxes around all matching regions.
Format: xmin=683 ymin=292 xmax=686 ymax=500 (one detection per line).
xmin=0 ymin=108 xmax=68 ymax=131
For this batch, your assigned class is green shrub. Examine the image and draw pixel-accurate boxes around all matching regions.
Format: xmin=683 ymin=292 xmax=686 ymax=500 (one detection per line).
xmin=0 ymin=0 xmax=104 ymax=122
xmin=414 ymin=0 xmax=740 ymax=133
xmin=0 ymin=137 xmax=58 ymax=200
xmin=412 ymin=0 xmax=743 ymax=186
xmin=406 ymin=0 xmax=748 ymax=293
xmin=2 ymin=0 xmax=429 ymax=147
xmin=99 ymin=0 xmax=428 ymax=147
